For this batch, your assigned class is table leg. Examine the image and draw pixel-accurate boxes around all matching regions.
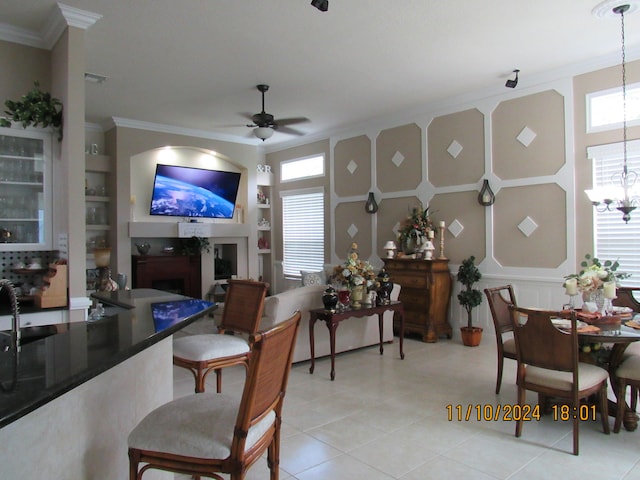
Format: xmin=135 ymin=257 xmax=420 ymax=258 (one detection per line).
xmin=398 ymin=307 xmax=405 ymax=360
xmin=378 ymin=313 xmax=384 ymax=355
xmin=309 ymin=315 xmax=316 ymax=375
xmin=329 ymin=321 xmax=337 ymax=381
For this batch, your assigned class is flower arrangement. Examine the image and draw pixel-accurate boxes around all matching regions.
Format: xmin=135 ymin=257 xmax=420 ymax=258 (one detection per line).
xmin=564 ymin=253 xmax=630 ymax=293
xmin=397 ymin=204 xmax=434 ymax=244
xmin=332 ymin=243 xmax=377 ymax=289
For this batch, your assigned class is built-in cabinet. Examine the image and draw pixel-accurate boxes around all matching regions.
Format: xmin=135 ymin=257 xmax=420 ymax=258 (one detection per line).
xmin=0 ymin=127 xmax=52 ymax=250
xmin=257 ymin=170 xmax=273 ymax=285
xmin=85 ymin=154 xmax=112 ymax=265
xmin=382 ymin=258 xmax=453 ymax=342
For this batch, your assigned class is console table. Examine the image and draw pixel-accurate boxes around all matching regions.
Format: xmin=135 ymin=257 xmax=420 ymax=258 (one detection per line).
xmin=382 ymin=258 xmax=452 ymax=342
xmin=308 ymin=301 xmax=405 ymax=380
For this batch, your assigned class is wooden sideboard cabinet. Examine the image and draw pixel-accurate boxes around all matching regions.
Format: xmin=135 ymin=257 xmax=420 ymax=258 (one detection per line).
xmin=382 ymin=258 xmax=452 ymax=342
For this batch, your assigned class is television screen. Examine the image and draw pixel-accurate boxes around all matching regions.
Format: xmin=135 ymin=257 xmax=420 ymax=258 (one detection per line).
xmin=149 ymin=164 xmax=241 ymax=219
xmin=151 ymin=298 xmax=215 ymax=332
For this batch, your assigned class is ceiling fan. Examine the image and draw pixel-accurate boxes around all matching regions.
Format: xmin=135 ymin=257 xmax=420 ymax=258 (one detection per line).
xmin=244 ymin=84 xmax=309 ymax=141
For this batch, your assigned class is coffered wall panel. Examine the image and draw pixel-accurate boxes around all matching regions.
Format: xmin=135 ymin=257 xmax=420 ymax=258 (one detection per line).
xmin=376 ymin=123 xmax=422 ymax=193
xmin=428 ymin=108 xmax=485 ymax=187
xmin=428 ymin=191 xmax=486 ymax=264
xmin=492 ymin=90 xmax=566 ymax=180
xmin=493 ymin=183 xmax=566 ymax=269
xmin=334 ymin=135 xmax=372 ymax=197
xmin=334 ymin=201 xmax=373 ymax=261
xmin=375 ymin=196 xmax=422 ymax=259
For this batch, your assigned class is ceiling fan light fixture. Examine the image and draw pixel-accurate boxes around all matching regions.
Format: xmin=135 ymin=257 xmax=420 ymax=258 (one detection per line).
xmin=311 ymin=0 xmax=328 ymax=12
xmin=254 ymin=126 xmax=274 ymax=141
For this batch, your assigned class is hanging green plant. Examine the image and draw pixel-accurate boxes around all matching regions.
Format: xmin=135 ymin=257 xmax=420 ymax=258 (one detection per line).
xmin=0 ymin=81 xmax=64 ymax=141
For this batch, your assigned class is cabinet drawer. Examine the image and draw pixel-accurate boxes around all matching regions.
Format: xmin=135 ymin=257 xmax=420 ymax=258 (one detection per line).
xmin=393 ymin=274 xmax=428 ymax=289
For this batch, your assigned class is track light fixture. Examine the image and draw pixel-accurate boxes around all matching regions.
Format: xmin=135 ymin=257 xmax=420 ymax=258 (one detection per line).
xmin=311 ymin=0 xmax=328 ymax=12
xmin=505 ymin=69 xmax=520 ymax=88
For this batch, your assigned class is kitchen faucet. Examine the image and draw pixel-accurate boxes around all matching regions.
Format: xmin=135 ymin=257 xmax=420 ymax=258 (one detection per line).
xmin=0 ymin=279 xmax=21 ymax=348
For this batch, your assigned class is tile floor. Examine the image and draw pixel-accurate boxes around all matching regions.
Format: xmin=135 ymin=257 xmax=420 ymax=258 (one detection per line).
xmin=172 ymin=326 xmax=640 ymax=479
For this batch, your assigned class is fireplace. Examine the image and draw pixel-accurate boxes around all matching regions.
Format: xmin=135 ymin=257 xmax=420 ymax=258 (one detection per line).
xmin=132 ymin=255 xmax=202 ymax=298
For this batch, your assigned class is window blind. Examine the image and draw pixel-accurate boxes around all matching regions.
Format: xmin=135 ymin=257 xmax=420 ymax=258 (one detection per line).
xmin=281 ymin=189 xmax=324 ymax=278
xmin=589 ymin=140 xmax=640 ymax=287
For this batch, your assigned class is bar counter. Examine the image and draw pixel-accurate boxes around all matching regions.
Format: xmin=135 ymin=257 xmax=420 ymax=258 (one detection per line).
xmin=0 ymin=289 xmax=214 ymax=428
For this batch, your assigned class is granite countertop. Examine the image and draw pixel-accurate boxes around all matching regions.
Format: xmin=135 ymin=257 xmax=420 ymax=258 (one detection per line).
xmin=0 ymin=289 xmax=215 ymax=428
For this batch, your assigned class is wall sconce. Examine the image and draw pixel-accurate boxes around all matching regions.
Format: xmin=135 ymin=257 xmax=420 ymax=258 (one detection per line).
xmin=478 ymin=179 xmax=495 ymax=206
xmin=365 ymin=192 xmax=378 ymax=213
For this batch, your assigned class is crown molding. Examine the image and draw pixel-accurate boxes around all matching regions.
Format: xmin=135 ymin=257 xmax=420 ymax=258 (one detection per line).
xmin=0 ymin=3 xmax=102 ymax=51
xmin=107 ymin=117 xmax=260 ymax=146
xmin=41 ymin=3 xmax=102 ymax=50
xmin=0 ymin=22 xmax=45 ymax=49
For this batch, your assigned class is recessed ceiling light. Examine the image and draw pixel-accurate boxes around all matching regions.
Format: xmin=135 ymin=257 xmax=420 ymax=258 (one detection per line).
xmin=84 ymin=72 xmax=108 ymax=84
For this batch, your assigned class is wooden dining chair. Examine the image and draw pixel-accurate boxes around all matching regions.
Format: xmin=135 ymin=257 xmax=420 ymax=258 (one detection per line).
xmin=129 ymin=310 xmax=302 ymax=480
xmin=613 ymin=287 xmax=640 ymax=312
xmin=509 ymin=306 xmax=610 ymax=455
xmin=484 ymin=285 xmax=517 ymax=394
xmin=173 ymin=279 xmax=268 ymax=393
xmin=613 ymin=355 xmax=640 ymax=433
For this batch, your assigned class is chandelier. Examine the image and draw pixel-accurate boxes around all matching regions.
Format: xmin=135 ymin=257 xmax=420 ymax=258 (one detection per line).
xmin=585 ymin=3 xmax=639 ymax=223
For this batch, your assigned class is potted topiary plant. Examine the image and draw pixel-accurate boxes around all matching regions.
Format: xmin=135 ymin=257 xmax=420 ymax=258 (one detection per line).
xmin=0 ymin=81 xmax=64 ymax=141
xmin=457 ymin=255 xmax=483 ymax=346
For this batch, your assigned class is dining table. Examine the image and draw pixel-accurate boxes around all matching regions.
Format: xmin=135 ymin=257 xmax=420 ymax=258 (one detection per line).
xmin=576 ymin=312 xmax=640 ymax=431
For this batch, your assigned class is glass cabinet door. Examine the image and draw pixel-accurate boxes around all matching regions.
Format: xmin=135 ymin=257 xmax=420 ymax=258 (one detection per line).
xmin=0 ymin=128 xmax=52 ymax=250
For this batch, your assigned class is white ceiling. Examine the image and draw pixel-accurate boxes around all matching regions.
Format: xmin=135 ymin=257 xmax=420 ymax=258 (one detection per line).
xmin=1 ymin=0 xmax=640 ymax=149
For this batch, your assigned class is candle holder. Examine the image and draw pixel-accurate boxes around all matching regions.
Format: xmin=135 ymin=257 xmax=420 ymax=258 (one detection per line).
xmin=437 ymin=224 xmax=447 ymax=260
xmin=565 ymin=294 xmax=578 ymax=311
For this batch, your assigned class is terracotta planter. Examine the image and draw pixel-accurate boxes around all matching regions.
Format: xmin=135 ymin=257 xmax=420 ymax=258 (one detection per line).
xmin=460 ymin=326 xmax=483 ymax=347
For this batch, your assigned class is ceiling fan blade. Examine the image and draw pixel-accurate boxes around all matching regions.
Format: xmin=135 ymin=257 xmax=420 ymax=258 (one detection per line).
xmin=276 ymin=125 xmax=306 ymax=136
xmin=240 ymin=112 xmax=255 ymax=121
xmin=275 ymin=117 xmax=310 ymax=127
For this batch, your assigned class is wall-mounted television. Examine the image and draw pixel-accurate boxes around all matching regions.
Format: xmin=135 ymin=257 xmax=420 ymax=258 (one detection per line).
xmin=149 ymin=164 xmax=241 ymax=219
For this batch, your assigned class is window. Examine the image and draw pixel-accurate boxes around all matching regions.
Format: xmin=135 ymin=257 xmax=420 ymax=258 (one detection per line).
xmin=280 ymin=188 xmax=324 ymax=278
xmin=281 ymin=155 xmax=324 ymax=182
xmin=587 ymin=82 xmax=640 ymax=133
xmin=588 ymin=140 xmax=640 ymax=287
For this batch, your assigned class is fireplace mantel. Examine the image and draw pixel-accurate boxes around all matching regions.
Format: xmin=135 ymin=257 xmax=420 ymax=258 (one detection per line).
xmin=128 ymin=222 xmax=250 ymax=239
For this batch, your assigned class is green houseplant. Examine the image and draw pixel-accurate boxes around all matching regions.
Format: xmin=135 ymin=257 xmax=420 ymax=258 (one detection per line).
xmin=0 ymin=81 xmax=64 ymax=141
xmin=457 ymin=255 xmax=483 ymax=346
xmin=178 ymin=236 xmax=211 ymax=256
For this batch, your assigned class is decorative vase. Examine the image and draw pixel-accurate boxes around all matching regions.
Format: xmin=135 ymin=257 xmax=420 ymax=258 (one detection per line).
xmin=376 ymin=268 xmax=393 ymax=305
xmin=583 ymin=289 xmax=605 ymax=312
xmin=337 ymin=288 xmax=351 ymax=310
xmin=322 ymin=286 xmax=339 ymax=312
xmin=402 ymin=236 xmax=418 ymax=255
xmin=350 ymin=284 xmax=365 ymax=308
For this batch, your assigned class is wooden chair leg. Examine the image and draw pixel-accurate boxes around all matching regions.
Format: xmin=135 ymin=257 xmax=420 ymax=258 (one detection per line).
xmin=631 ymin=385 xmax=638 ymax=412
xmin=495 ymin=354 xmax=504 ymax=394
xmin=599 ymin=386 xmax=610 ymax=434
xmin=614 ymin=381 xmax=628 ymax=433
xmin=572 ymin=413 xmax=579 ymax=455
xmin=215 ymin=368 xmax=222 ymax=393
xmin=515 ymin=387 xmax=525 ymax=438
